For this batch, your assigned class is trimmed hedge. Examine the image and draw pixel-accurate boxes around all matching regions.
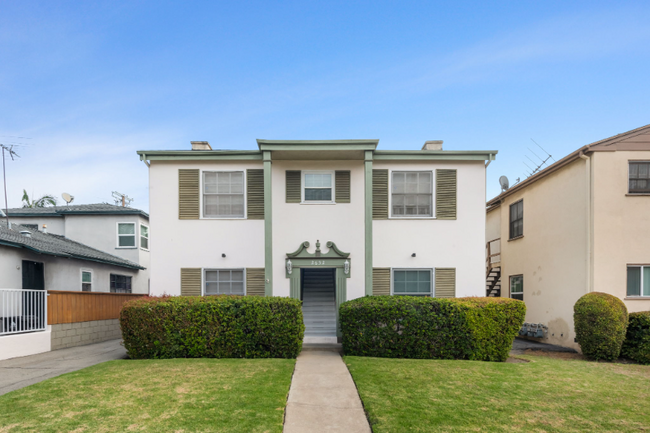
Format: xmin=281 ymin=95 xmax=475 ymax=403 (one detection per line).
xmin=120 ymin=295 xmax=304 ymax=359
xmin=340 ymin=296 xmax=526 ymax=362
xmin=622 ymin=311 xmax=650 ymax=365
xmin=574 ymin=292 xmax=628 ymax=361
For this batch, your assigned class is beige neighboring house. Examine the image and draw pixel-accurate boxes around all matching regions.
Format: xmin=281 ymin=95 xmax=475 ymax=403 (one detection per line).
xmin=486 ymin=124 xmax=650 ymax=350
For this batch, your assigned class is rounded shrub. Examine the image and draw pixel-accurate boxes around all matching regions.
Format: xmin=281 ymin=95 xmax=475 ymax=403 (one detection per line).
xmin=621 ymin=311 xmax=650 ymax=365
xmin=340 ymin=296 xmax=525 ymax=362
xmin=120 ymin=295 xmax=304 ymax=359
xmin=573 ymin=292 xmax=628 ymax=361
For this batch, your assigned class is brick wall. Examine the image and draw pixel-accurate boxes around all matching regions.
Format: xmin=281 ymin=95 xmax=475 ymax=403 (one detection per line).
xmin=51 ymin=319 xmax=122 ymax=350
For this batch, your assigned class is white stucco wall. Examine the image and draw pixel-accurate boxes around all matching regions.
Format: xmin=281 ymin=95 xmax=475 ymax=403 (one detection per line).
xmin=374 ymin=161 xmax=486 ymax=298
xmin=0 ymin=327 xmax=52 ymax=361
xmin=148 ymin=161 xmax=265 ymax=296
xmin=9 ymin=217 xmax=65 ymax=235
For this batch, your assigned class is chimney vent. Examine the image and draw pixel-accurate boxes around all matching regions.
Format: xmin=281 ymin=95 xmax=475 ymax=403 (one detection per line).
xmin=42 ymin=224 xmax=47 ymax=234
xmin=191 ymin=141 xmax=212 ymax=151
xmin=20 ymin=230 xmax=32 ymax=238
xmin=422 ymin=140 xmax=443 ymax=151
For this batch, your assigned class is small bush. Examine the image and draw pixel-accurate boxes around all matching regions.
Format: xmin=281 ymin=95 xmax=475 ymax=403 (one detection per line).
xmin=120 ymin=295 xmax=304 ymax=359
xmin=621 ymin=311 xmax=650 ymax=365
xmin=574 ymin=292 xmax=628 ymax=361
xmin=340 ymin=296 xmax=525 ymax=362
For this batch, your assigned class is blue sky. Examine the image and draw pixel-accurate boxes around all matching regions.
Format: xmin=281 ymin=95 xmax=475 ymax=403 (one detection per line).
xmin=1 ymin=0 xmax=649 ymax=210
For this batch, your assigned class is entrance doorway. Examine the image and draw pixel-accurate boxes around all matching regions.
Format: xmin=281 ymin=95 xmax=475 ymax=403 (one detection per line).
xmin=301 ymin=268 xmax=336 ymax=340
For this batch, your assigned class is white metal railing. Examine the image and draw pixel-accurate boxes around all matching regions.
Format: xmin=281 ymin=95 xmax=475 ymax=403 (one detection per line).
xmin=0 ymin=289 xmax=47 ymax=336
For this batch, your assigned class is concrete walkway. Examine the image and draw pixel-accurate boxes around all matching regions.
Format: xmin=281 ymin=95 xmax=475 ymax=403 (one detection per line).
xmin=0 ymin=339 xmax=127 ymax=396
xmin=284 ymin=345 xmax=371 ymax=433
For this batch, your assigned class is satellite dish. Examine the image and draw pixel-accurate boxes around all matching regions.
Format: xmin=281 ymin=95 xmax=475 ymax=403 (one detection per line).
xmin=499 ymin=176 xmax=509 ymax=193
xmin=62 ymin=193 xmax=74 ymax=204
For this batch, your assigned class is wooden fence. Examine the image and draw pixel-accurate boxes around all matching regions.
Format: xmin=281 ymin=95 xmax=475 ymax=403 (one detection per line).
xmin=47 ymin=291 xmax=146 ymax=325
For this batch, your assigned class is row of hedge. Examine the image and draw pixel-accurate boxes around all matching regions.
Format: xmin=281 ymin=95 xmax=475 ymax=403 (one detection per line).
xmin=120 ymin=296 xmax=304 ymax=359
xmin=340 ymin=296 xmax=526 ymax=362
xmin=574 ymin=292 xmax=650 ymax=364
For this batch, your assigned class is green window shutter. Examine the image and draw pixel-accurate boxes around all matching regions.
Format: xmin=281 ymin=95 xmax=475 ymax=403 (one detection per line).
xmin=246 ymin=268 xmax=265 ymax=296
xmin=436 ymin=169 xmax=457 ymax=220
xmin=179 ymin=169 xmax=200 ymax=220
xmin=335 ymin=171 xmax=351 ymax=203
xmin=435 ymin=268 xmax=456 ymax=298
xmin=372 ymin=169 xmax=388 ymax=219
xmin=247 ymin=169 xmax=264 ymax=219
xmin=180 ymin=268 xmax=202 ymax=296
xmin=286 ymin=171 xmax=301 ymax=203
xmin=372 ymin=268 xmax=391 ymax=296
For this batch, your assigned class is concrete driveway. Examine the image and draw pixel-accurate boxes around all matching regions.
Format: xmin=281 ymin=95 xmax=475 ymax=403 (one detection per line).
xmin=0 ymin=339 xmax=127 ymax=396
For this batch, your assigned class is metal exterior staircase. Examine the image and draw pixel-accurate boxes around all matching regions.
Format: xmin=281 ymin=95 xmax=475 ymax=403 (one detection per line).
xmin=302 ymin=268 xmax=337 ymax=338
xmin=486 ymin=238 xmax=501 ymax=297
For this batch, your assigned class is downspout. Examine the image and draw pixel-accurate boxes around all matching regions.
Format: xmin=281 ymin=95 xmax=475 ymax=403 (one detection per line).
xmin=139 ymin=153 xmax=150 ymax=168
xmin=579 ymin=151 xmax=592 ymax=293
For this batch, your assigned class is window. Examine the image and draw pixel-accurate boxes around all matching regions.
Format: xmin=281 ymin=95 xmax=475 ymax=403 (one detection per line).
xmin=629 ymin=162 xmax=650 ymax=193
xmin=391 ymin=171 xmax=432 ymax=217
xmin=203 ymin=171 xmax=245 ymax=218
xmin=510 ymin=275 xmax=523 ymax=300
xmin=627 ymin=266 xmax=650 ymax=297
xmin=22 ymin=224 xmax=38 ymax=231
xmin=204 ymin=269 xmax=245 ymax=295
xmin=117 ymin=223 xmax=136 ymax=248
xmin=509 ymin=200 xmax=523 ymax=239
xmin=303 ymin=171 xmax=334 ymax=202
xmin=392 ymin=269 xmax=433 ymax=296
xmin=110 ymin=274 xmax=132 ymax=293
xmin=140 ymin=224 xmax=149 ymax=250
xmin=81 ymin=270 xmax=92 ymax=292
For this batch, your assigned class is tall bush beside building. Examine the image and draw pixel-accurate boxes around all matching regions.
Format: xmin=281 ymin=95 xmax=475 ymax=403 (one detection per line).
xmin=621 ymin=311 xmax=650 ymax=365
xmin=339 ymin=296 xmax=525 ymax=362
xmin=574 ymin=292 xmax=628 ymax=361
xmin=120 ymin=296 xmax=304 ymax=359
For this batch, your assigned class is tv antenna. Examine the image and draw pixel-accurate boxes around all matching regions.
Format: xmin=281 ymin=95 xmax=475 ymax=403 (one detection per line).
xmin=1 ymin=142 xmax=21 ymax=229
xmin=522 ymin=138 xmax=555 ymax=178
xmin=499 ymin=176 xmax=509 ymax=193
xmin=62 ymin=193 xmax=74 ymax=205
xmin=112 ymin=191 xmax=133 ymax=207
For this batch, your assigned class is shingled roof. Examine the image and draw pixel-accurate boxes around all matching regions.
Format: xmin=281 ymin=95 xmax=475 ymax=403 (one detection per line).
xmin=0 ymin=222 xmax=144 ymax=270
xmin=6 ymin=203 xmax=148 ymax=219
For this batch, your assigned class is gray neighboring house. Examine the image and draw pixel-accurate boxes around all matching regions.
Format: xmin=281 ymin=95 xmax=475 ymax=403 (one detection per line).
xmin=6 ymin=204 xmax=150 ymax=293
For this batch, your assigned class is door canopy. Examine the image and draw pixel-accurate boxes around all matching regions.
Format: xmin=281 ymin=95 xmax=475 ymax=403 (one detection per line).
xmin=285 ymin=240 xmax=351 ymax=278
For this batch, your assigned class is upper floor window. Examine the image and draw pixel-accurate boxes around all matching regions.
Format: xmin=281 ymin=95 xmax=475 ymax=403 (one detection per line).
xmin=117 ymin=223 xmax=136 ymax=248
xmin=81 ymin=270 xmax=92 ymax=292
xmin=302 ymin=171 xmax=334 ymax=202
xmin=391 ymin=171 xmax=432 ymax=217
xmin=392 ymin=269 xmax=433 ymax=296
xmin=627 ymin=265 xmax=650 ymax=297
xmin=110 ymin=274 xmax=132 ymax=293
xmin=629 ymin=162 xmax=650 ymax=194
xmin=203 ymin=171 xmax=245 ymax=218
xmin=140 ymin=224 xmax=149 ymax=250
xmin=509 ymin=200 xmax=523 ymax=239
xmin=205 ymin=269 xmax=245 ymax=295
xmin=510 ymin=275 xmax=523 ymax=300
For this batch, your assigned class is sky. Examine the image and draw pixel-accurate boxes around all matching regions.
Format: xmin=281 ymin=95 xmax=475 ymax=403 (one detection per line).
xmin=1 ymin=0 xmax=649 ymax=211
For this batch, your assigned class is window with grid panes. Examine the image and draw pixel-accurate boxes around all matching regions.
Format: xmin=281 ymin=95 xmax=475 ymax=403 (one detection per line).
xmin=203 ymin=171 xmax=245 ymax=218
xmin=140 ymin=224 xmax=149 ymax=250
xmin=627 ymin=266 xmax=650 ymax=297
xmin=391 ymin=171 xmax=432 ymax=217
xmin=629 ymin=162 xmax=650 ymax=193
xmin=117 ymin=223 xmax=136 ymax=247
xmin=392 ymin=269 xmax=433 ymax=296
xmin=81 ymin=270 xmax=92 ymax=292
xmin=110 ymin=274 xmax=132 ymax=293
xmin=510 ymin=275 xmax=523 ymax=300
xmin=205 ymin=269 xmax=245 ymax=295
xmin=303 ymin=172 xmax=333 ymax=202
xmin=509 ymin=200 xmax=523 ymax=239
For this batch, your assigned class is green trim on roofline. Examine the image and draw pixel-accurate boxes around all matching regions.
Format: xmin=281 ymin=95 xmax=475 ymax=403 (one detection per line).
xmin=256 ymin=139 xmax=379 ymax=151
xmin=137 ymin=151 xmax=263 ymax=161
xmin=373 ymin=150 xmax=498 ymax=161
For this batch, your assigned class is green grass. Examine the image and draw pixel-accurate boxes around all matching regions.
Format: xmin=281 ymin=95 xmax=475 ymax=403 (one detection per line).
xmin=0 ymin=358 xmax=295 ymax=433
xmin=345 ymin=354 xmax=650 ymax=432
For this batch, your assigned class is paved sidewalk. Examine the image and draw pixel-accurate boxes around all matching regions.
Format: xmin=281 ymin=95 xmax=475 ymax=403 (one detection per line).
xmin=0 ymin=339 xmax=127 ymax=396
xmin=284 ymin=345 xmax=371 ymax=433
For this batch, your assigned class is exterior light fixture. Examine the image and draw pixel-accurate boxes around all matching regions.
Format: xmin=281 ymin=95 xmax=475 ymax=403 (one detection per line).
xmin=411 ymin=253 xmax=416 ymax=257
xmin=222 ymin=253 xmax=226 ymax=258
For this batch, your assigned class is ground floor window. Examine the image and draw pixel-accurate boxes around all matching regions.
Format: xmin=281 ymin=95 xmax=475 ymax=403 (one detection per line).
xmin=110 ymin=274 xmax=132 ymax=293
xmin=81 ymin=270 xmax=92 ymax=292
xmin=510 ymin=275 xmax=523 ymax=300
xmin=627 ymin=266 xmax=650 ymax=297
xmin=392 ymin=269 xmax=433 ymax=296
xmin=205 ymin=269 xmax=245 ymax=295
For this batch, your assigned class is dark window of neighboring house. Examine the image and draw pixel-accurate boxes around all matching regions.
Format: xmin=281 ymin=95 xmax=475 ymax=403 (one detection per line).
xmin=510 ymin=275 xmax=523 ymax=300
xmin=81 ymin=271 xmax=92 ymax=292
xmin=509 ymin=200 xmax=523 ymax=239
xmin=627 ymin=266 xmax=650 ymax=297
xmin=22 ymin=224 xmax=38 ymax=231
xmin=110 ymin=274 xmax=132 ymax=293
xmin=629 ymin=162 xmax=650 ymax=193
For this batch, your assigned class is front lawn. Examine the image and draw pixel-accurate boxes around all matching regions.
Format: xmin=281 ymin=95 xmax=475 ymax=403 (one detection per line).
xmin=345 ymin=354 xmax=650 ymax=432
xmin=0 ymin=358 xmax=295 ymax=433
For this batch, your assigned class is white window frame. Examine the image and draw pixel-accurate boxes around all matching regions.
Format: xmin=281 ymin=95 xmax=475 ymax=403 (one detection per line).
xmin=140 ymin=223 xmax=149 ymax=251
xmin=200 ymin=170 xmax=247 ymax=219
xmin=80 ymin=268 xmax=93 ymax=292
xmin=116 ymin=222 xmax=137 ymax=249
xmin=510 ymin=275 xmax=523 ymax=300
xmin=627 ymin=265 xmax=650 ymax=297
xmin=202 ymin=268 xmax=247 ymax=296
xmin=301 ymin=170 xmax=336 ymax=204
xmin=628 ymin=161 xmax=650 ymax=194
xmin=388 ymin=170 xmax=435 ymax=219
xmin=390 ymin=268 xmax=435 ymax=297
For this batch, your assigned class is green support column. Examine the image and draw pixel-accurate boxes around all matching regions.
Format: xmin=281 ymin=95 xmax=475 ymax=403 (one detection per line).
xmin=289 ymin=271 xmax=300 ymax=299
xmin=263 ymin=150 xmax=273 ymax=296
xmin=335 ymin=267 xmax=347 ymax=336
xmin=364 ymin=150 xmax=373 ymax=296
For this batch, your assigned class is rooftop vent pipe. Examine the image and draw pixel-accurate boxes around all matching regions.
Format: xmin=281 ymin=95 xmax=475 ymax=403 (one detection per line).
xmin=191 ymin=141 xmax=212 ymax=151
xmin=422 ymin=140 xmax=443 ymax=151
xmin=20 ymin=230 xmax=32 ymax=238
